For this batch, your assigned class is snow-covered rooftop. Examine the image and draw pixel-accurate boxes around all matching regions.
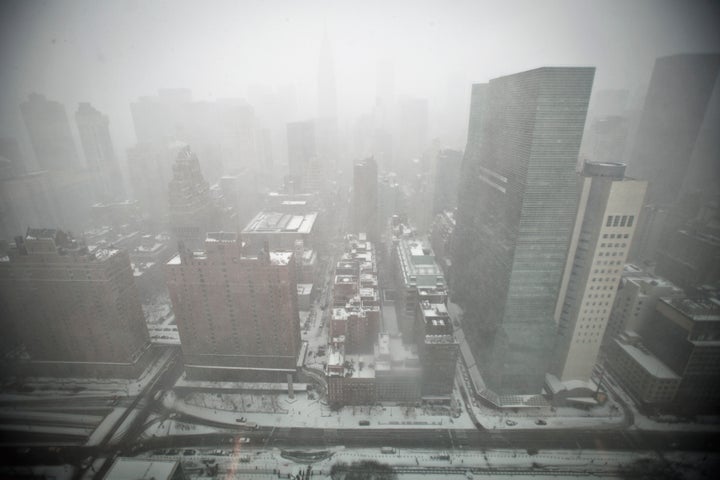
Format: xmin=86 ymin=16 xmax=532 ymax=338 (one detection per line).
xmin=243 ymin=211 xmax=318 ymax=234
xmin=616 ymin=340 xmax=680 ymax=379
xmin=104 ymin=458 xmax=179 ymax=480
xmin=90 ymin=246 xmax=120 ymax=261
xmin=269 ymin=251 xmax=292 ymax=265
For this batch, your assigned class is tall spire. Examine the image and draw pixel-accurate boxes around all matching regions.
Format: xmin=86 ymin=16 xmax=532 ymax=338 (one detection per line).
xmin=318 ymin=29 xmax=337 ymax=120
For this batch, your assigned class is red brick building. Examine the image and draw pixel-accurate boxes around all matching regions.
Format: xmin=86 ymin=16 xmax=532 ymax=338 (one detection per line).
xmin=0 ymin=228 xmax=151 ymax=378
xmin=166 ymin=232 xmax=301 ymax=382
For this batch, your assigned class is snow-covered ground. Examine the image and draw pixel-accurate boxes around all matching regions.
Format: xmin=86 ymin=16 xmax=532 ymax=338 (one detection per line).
xmin=447 ymin=302 xmax=720 ymax=434
xmin=137 ymin=446 xmax=716 ymax=480
xmin=0 ymin=464 xmax=75 ymax=480
xmin=0 ymin=348 xmax=175 ymax=446
xmin=142 ymin=292 xmax=174 ymax=325
xmin=464 ymin=388 xmax=625 ymax=431
xmin=86 ymin=407 xmax=127 ymax=446
xmin=142 ymin=417 xmax=233 ymax=438
xmin=606 ymin=372 xmax=720 ymax=432
xmin=162 ymin=389 xmax=474 ymax=430
xmin=1 ymin=347 xmax=173 ymax=399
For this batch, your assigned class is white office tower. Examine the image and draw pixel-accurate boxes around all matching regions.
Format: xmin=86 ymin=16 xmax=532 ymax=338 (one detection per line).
xmin=551 ymin=162 xmax=646 ymax=382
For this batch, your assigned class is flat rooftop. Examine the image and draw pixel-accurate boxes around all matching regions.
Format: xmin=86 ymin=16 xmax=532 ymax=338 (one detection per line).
xmin=243 ymin=211 xmax=318 ymax=234
xmin=662 ymin=296 xmax=720 ymax=321
xmin=616 ymin=339 xmax=680 ymax=380
xmin=297 ymin=283 xmax=313 ymax=295
xmin=105 ymin=458 xmax=179 ymax=480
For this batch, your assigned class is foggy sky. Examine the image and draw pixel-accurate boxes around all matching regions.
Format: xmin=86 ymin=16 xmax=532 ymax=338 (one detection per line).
xmin=1 ymin=0 xmax=719 ymax=155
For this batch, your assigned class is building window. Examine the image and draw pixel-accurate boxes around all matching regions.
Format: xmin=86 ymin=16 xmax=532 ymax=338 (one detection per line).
xmin=606 ymin=216 xmax=613 ymax=227
xmin=613 ymin=216 xmax=621 ymax=227
xmin=620 ymin=215 xmax=628 ymax=227
xmin=627 ymin=215 xmax=634 ymax=227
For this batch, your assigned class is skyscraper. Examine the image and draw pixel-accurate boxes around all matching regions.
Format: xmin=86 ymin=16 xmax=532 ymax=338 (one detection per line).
xmin=416 ymin=301 xmax=459 ymax=398
xmin=551 ymin=162 xmax=646 ymax=383
xmin=19 ymin=93 xmax=81 ymax=172
xmin=317 ymin=31 xmax=337 ymax=122
xmin=431 ymin=148 xmax=463 ymax=214
xmin=627 ymin=54 xmax=720 ymax=207
xmin=167 ymin=147 xmax=221 ymax=250
xmin=352 ymin=157 xmax=378 ymax=241
xmin=75 ymin=102 xmax=124 ymax=200
xmin=165 ymin=233 xmax=301 ymax=382
xmin=19 ymin=94 xmax=95 ymax=232
xmin=452 ymin=67 xmax=595 ymax=393
xmin=286 ymin=120 xmax=320 ymax=192
xmin=316 ymin=32 xmax=339 ymax=176
xmin=0 ymin=228 xmax=151 ymax=377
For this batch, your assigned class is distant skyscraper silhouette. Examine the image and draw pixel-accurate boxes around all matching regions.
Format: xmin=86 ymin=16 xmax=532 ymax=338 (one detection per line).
xmin=316 ymin=32 xmax=339 ymax=177
xmin=318 ymin=31 xmax=337 ymax=121
xmin=75 ymin=102 xmax=124 ymax=200
xmin=287 ymin=120 xmax=321 ymax=192
xmin=167 ymin=147 xmax=221 ymax=250
xmin=452 ymin=67 xmax=595 ymax=393
xmin=20 ymin=93 xmax=81 ymax=171
xmin=627 ymin=53 xmax=720 ymax=207
xmin=352 ymin=157 xmax=379 ymax=241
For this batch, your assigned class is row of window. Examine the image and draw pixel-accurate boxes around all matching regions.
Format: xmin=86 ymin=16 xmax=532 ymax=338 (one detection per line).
xmin=603 ymin=233 xmax=629 ymax=239
xmin=600 ymin=243 xmax=627 ymax=248
xmin=606 ymin=215 xmax=635 ymax=227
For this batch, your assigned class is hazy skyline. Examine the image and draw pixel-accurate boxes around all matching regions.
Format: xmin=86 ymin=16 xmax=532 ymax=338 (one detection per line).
xmin=1 ymin=0 xmax=719 ymax=158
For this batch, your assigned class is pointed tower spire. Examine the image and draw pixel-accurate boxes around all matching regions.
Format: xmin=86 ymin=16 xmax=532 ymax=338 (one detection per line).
xmin=318 ymin=29 xmax=337 ymax=120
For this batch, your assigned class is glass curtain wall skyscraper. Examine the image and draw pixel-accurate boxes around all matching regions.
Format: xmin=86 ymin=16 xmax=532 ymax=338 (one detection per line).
xmin=452 ymin=67 xmax=595 ymax=393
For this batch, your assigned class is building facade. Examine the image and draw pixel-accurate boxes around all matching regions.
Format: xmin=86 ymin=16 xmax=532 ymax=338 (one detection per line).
xmin=451 ymin=67 xmax=595 ymax=393
xmin=75 ymin=102 xmax=124 ymax=200
xmin=286 ymin=120 xmax=320 ymax=192
xmin=352 ymin=157 xmax=379 ymax=241
xmin=167 ymin=147 xmax=222 ymax=250
xmin=606 ymin=331 xmax=681 ymax=406
xmin=552 ymin=162 xmax=646 ymax=382
xmin=20 ymin=93 xmax=81 ymax=172
xmin=626 ymin=54 xmax=720 ymax=208
xmin=392 ymin=237 xmax=446 ymax=343
xmin=0 ymin=228 xmax=151 ymax=377
xmin=165 ymin=233 xmax=301 ymax=381
xmin=627 ymin=54 xmax=720 ymax=264
xmin=638 ymin=296 xmax=720 ymax=412
xmin=416 ymin=301 xmax=459 ymax=399
xmin=602 ymin=265 xmax=682 ymax=346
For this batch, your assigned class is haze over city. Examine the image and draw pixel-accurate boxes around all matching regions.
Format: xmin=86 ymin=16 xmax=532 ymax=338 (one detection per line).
xmin=0 ymin=1 xmax=719 ymax=479
xmin=2 ymin=0 xmax=719 ymax=154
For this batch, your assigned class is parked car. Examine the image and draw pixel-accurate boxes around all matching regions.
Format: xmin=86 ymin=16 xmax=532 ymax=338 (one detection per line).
xmin=183 ymin=449 xmax=196 ymax=456
xmin=505 ymin=419 xmax=517 ymax=426
xmin=535 ymin=419 xmax=547 ymax=425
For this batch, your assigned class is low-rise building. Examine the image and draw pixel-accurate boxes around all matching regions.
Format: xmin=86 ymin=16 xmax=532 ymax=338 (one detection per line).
xmin=326 ymin=333 xmax=421 ymax=406
xmin=104 ymin=458 xmax=185 ymax=480
xmin=602 ymin=265 xmax=682 ymax=346
xmin=606 ymin=331 xmax=680 ymax=405
xmin=641 ymin=296 xmax=720 ymax=411
xmin=608 ymin=293 xmax=720 ymax=411
xmin=392 ymin=237 xmax=446 ymax=342
xmin=416 ymin=301 xmax=459 ymax=399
